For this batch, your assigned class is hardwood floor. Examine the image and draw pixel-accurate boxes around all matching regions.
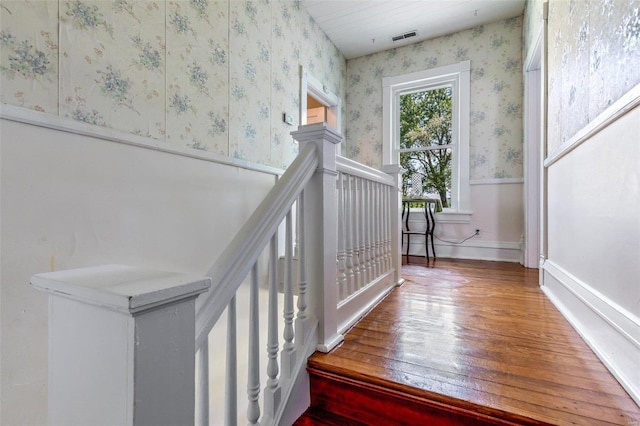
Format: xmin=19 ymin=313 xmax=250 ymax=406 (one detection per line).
xmin=302 ymin=258 xmax=640 ymax=425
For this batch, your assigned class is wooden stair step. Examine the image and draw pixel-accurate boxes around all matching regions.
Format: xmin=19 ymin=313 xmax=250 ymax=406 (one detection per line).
xmin=305 ymin=366 xmax=549 ymax=426
xmin=294 ymin=407 xmax=367 ymax=426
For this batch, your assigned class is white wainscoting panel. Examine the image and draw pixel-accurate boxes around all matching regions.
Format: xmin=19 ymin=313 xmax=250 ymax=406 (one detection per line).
xmin=542 ymin=260 xmax=640 ymax=405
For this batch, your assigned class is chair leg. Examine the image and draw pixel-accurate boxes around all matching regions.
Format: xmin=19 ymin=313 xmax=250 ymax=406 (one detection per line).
xmin=428 ymin=204 xmax=436 ymax=259
xmin=430 ymin=233 xmax=436 ymax=259
xmin=424 ymin=232 xmax=429 ymax=261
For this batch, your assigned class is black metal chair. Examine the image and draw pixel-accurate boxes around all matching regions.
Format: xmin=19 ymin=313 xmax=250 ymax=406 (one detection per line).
xmin=402 ymin=173 xmax=439 ymax=261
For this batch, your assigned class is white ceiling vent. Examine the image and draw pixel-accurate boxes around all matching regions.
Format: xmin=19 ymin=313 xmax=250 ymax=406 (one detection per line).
xmin=392 ymin=30 xmax=417 ymax=42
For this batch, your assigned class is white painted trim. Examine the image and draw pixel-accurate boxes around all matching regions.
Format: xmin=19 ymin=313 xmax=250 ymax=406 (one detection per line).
xmin=524 ymin=25 xmax=543 ymax=73
xmin=404 ymin=239 xmax=521 ymax=262
xmin=542 ymin=260 xmax=640 ymax=405
xmin=404 ymin=208 xmax=472 ymax=224
xmin=299 ymin=67 xmax=342 ymax=129
xmin=31 ymin=264 xmax=210 ymax=315
xmin=336 ymin=155 xmax=394 ymax=186
xmin=469 ymin=178 xmax=524 ymax=185
xmin=523 ymin=25 xmax=543 ymax=270
xmin=337 ymin=271 xmax=395 ymax=335
xmin=0 ymin=104 xmax=285 ymax=177
xmin=435 ymin=210 xmax=473 ymax=223
xmin=382 ymin=61 xmax=470 ymax=90
xmin=382 ymin=61 xmax=471 ymax=213
xmin=544 ymin=82 xmax=640 ymax=168
xmin=195 ymin=143 xmax=319 ymax=348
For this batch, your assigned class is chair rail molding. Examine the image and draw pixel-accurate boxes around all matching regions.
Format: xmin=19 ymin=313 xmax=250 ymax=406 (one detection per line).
xmin=0 ymin=104 xmax=284 ymax=177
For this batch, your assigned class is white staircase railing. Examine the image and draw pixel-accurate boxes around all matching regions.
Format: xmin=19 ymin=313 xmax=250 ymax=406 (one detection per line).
xmin=194 ymin=139 xmax=317 ymax=426
xmin=31 ymin=123 xmax=404 ymax=426
xmin=335 ymin=157 xmax=398 ymax=335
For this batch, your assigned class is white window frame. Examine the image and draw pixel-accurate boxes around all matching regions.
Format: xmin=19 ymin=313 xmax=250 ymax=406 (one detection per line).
xmin=383 ymin=61 xmax=471 ymax=222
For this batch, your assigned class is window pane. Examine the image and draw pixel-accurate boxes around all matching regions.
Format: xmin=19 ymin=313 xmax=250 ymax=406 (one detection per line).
xmin=401 ymin=148 xmax=452 ymax=208
xmin=400 ymin=87 xmax=453 ymax=208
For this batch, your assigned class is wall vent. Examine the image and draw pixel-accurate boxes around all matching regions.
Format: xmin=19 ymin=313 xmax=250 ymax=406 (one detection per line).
xmin=392 ymin=30 xmax=418 ymax=42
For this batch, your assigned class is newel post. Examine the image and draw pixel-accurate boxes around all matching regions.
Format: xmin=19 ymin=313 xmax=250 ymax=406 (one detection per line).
xmin=291 ymin=123 xmax=344 ymax=353
xmin=31 ymin=265 xmax=210 ymax=426
xmin=382 ymin=164 xmax=405 ymax=286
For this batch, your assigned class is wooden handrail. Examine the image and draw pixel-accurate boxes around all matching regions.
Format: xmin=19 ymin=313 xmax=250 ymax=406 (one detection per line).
xmin=195 ymin=142 xmax=318 ymax=348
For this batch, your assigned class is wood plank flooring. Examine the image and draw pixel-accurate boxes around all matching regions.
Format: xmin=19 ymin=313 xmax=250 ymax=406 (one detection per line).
xmin=305 ymin=258 xmax=640 ymax=425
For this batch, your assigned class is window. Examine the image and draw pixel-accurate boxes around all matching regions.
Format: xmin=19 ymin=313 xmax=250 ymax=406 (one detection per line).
xmin=383 ymin=61 xmax=471 ymax=219
xmin=399 ymin=86 xmax=453 ymax=207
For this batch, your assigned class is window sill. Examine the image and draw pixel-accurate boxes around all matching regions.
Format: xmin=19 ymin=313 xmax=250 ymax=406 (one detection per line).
xmin=435 ymin=210 xmax=473 ymax=224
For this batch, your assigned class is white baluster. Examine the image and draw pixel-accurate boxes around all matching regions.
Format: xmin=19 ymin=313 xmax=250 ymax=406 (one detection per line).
xmin=225 ymin=296 xmax=237 ymax=426
xmin=375 ymin=182 xmax=382 ymax=277
xmin=359 ymin=178 xmax=367 ymax=287
xmin=344 ymin=174 xmax=355 ymax=296
xmin=263 ymin=235 xmax=281 ymax=423
xmin=365 ymin=179 xmax=373 ymax=282
xmin=296 ymin=191 xmax=309 ymax=340
xmin=351 ymin=177 xmax=361 ymax=289
xmin=281 ymin=210 xmax=296 ymax=379
xmin=247 ymin=264 xmax=260 ymax=426
xmin=336 ymin=172 xmax=347 ymax=300
xmin=197 ymin=341 xmax=209 ymax=426
xmin=385 ymin=184 xmax=391 ymax=271
xmin=372 ymin=182 xmax=379 ymax=278
xmin=387 ymin=186 xmax=396 ymax=271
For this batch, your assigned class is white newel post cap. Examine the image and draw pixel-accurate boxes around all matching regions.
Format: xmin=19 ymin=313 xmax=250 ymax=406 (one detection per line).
xmin=290 ymin=122 xmax=342 ymax=146
xmin=291 ymin=123 xmax=343 ymax=171
xmin=31 ymin=264 xmax=211 ymax=313
xmin=31 ymin=264 xmax=210 ymax=426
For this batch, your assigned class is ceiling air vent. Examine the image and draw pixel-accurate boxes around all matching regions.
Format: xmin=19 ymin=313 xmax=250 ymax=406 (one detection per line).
xmin=392 ymin=30 xmax=417 ymax=42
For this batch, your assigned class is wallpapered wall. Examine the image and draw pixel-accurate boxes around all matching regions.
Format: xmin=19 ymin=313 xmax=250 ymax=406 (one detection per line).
xmin=0 ymin=0 xmax=346 ymax=169
xmin=345 ymin=17 xmax=524 ymax=181
xmin=544 ymin=0 xmax=639 ymax=154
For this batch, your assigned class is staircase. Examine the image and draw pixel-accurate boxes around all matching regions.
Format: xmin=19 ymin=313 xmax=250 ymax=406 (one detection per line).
xmin=31 ymin=123 xmax=407 ymax=426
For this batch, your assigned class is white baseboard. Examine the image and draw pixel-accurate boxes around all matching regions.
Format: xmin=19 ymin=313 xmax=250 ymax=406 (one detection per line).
xmin=337 ymin=270 xmax=395 ymax=335
xmin=542 ymin=260 xmax=640 ymax=406
xmin=403 ymin=238 xmax=521 ymax=262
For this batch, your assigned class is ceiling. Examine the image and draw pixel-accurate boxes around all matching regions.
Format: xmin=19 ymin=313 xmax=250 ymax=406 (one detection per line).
xmin=301 ymin=0 xmax=526 ymax=59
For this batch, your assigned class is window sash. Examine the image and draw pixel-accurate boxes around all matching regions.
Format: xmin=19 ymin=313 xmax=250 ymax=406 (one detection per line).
xmin=399 ymin=144 xmax=454 ymax=154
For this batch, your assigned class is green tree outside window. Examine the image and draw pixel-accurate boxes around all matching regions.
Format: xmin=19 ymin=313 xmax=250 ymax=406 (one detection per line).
xmin=399 ymin=87 xmax=452 ymax=208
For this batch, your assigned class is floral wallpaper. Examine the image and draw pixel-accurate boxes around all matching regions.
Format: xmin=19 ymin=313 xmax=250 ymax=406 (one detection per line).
xmin=345 ymin=17 xmax=524 ymax=180
xmin=544 ymin=0 xmax=640 ymax=155
xmin=0 ymin=0 xmax=346 ymax=169
xmin=0 ymin=1 xmax=59 ymax=112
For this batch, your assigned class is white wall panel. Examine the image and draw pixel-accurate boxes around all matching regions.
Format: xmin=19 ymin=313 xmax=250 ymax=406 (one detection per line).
xmin=0 ymin=119 xmax=276 ymax=425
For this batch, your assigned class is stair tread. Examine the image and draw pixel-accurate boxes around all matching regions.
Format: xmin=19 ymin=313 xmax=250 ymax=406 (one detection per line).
xmin=304 ymin=366 xmax=549 ymax=426
xmin=294 ymin=407 xmax=366 ymax=426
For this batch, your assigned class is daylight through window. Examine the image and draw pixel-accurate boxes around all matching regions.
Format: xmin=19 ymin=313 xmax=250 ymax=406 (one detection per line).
xmin=383 ymin=60 xmax=470 ymax=215
xmin=399 ymin=86 xmax=453 ymax=207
